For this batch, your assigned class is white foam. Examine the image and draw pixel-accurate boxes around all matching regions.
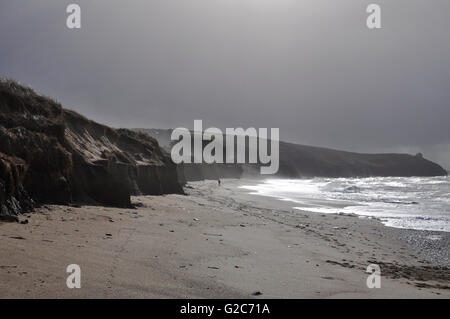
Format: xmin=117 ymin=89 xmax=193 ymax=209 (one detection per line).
xmin=240 ymin=176 xmax=450 ymax=232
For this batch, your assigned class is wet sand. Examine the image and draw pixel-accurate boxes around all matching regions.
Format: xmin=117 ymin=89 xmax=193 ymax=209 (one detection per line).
xmin=0 ymin=179 xmax=449 ymax=298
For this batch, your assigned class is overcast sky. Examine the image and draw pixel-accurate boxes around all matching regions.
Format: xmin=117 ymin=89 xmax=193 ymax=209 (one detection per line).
xmin=1 ymin=0 xmax=449 ymax=168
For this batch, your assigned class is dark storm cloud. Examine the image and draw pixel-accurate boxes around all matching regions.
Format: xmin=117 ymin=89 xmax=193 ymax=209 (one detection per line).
xmin=1 ymin=0 xmax=449 ymax=168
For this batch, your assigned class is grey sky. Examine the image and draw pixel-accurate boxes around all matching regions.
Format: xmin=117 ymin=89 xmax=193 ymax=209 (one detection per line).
xmin=1 ymin=0 xmax=449 ymax=168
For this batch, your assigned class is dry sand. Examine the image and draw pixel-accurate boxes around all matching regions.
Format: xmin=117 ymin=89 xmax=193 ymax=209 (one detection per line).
xmin=0 ymin=179 xmax=449 ymax=298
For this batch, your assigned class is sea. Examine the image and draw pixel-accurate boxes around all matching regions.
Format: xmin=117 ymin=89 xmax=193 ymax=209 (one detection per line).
xmin=241 ymin=176 xmax=450 ymax=232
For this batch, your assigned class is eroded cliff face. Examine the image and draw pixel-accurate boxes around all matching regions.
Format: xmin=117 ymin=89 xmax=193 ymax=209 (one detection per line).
xmin=0 ymin=79 xmax=183 ymax=220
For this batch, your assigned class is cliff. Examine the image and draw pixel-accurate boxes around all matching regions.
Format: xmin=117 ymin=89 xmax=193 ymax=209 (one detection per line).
xmin=135 ymin=129 xmax=244 ymax=181
xmin=0 ymin=79 xmax=183 ymax=221
xmin=276 ymin=142 xmax=447 ymax=178
xmin=136 ymin=128 xmax=447 ymax=182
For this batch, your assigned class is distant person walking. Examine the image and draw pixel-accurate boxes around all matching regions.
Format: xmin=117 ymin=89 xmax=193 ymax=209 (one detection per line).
xmin=218 ymin=179 xmax=221 ymax=186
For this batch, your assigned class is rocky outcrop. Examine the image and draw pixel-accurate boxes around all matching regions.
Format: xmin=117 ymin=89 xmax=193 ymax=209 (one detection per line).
xmin=276 ymin=142 xmax=447 ymax=178
xmin=0 ymin=79 xmax=183 ymax=220
xmin=137 ymin=128 xmax=447 ymax=182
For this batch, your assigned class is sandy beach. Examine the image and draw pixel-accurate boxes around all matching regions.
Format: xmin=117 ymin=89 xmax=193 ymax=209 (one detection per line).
xmin=1 ymin=179 xmax=449 ymax=298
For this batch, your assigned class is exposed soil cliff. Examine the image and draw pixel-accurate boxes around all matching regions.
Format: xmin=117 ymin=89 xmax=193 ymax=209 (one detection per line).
xmin=0 ymin=79 xmax=183 ymax=220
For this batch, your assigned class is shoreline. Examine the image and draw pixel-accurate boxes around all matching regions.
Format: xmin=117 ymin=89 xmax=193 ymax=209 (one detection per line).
xmin=1 ymin=179 xmax=449 ymax=298
xmin=238 ymin=176 xmax=450 ymax=233
xmin=234 ymin=178 xmax=450 ymax=266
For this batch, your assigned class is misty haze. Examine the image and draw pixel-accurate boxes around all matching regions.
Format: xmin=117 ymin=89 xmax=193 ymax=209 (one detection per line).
xmin=1 ymin=0 xmax=449 ymax=168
